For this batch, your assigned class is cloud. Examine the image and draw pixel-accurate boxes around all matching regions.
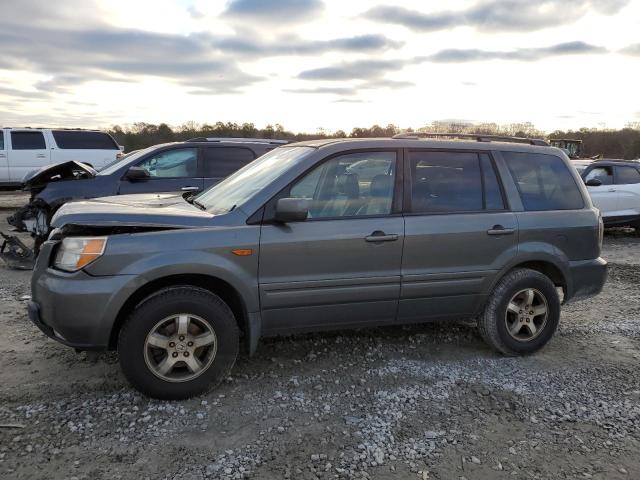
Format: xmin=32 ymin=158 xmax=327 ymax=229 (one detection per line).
xmin=213 ymin=33 xmax=402 ymax=57
xmin=284 ymin=78 xmax=413 ymax=96
xmin=620 ymin=43 xmax=640 ymax=56
xmin=427 ymin=42 xmax=607 ymax=63
xmin=296 ymin=41 xmax=605 ymax=84
xmin=223 ymin=0 xmax=324 ymax=24
xmin=298 ymin=59 xmax=410 ymax=81
xmin=365 ymin=1 xmax=630 ymax=33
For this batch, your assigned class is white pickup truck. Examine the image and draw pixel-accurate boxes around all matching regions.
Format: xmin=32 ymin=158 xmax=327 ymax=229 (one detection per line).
xmin=0 ymin=128 xmax=123 ymax=187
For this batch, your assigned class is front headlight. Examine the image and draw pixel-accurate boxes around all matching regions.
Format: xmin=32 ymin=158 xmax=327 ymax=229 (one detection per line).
xmin=54 ymin=237 xmax=107 ymax=272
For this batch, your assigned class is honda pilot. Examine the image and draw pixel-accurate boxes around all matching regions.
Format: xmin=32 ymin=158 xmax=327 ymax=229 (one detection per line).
xmin=28 ymin=136 xmax=607 ymax=399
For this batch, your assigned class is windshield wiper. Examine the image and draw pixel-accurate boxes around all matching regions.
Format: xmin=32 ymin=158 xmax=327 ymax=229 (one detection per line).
xmin=192 ymin=199 xmax=207 ymax=211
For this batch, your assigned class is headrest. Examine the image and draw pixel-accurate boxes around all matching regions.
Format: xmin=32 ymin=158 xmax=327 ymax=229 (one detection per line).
xmin=370 ymin=174 xmax=393 ymax=197
xmin=336 ymin=173 xmax=359 ymax=199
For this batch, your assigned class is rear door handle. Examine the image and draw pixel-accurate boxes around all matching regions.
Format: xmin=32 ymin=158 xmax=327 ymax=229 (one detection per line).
xmin=487 ymin=225 xmax=515 ymax=236
xmin=365 ymin=231 xmax=399 ymax=242
xmin=36 ymin=154 xmax=46 ymax=158
xmin=181 ymin=186 xmax=200 ymax=191
xmin=608 ymin=188 xmax=616 ymax=192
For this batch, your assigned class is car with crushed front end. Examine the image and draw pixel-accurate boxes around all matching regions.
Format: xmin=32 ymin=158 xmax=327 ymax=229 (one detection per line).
xmin=4 ymin=138 xmax=284 ymax=262
xmin=28 ymin=135 xmax=607 ymax=399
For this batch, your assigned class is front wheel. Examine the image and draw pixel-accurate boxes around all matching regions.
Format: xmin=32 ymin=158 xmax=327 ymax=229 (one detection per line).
xmin=479 ymin=268 xmax=560 ymax=356
xmin=118 ymin=286 xmax=239 ymax=400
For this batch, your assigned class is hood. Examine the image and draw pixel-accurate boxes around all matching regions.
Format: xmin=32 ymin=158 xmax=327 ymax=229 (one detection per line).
xmin=51 ymin=192 xmax=215 ymax=229
xmin=23 ymin=161 xmax=96 ymax=188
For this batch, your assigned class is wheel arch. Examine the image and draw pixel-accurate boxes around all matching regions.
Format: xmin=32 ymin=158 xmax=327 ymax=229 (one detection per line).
xmin=109 ymin=273 xmax=252 ymax=352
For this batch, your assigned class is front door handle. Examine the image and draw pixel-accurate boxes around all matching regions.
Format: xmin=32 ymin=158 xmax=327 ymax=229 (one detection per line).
xmin=36 ymin=154 xmax=46 ymax=158
xmin=365 ymin=231 xmax=399 ymax=242
xmin=181 ymin=186 xmax=200 ymax=191
xmin=608 ymin=188 xmax=616 ymax=192
xmin=487 ymin=225 xmax=515 ymax=236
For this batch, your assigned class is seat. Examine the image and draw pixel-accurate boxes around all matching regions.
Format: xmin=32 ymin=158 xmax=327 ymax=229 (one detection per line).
xmin=358 ymin=175 xmax=393 ymax=215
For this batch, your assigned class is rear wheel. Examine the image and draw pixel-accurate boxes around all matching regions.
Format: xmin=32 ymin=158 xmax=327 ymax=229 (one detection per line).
xmin=118 ymin=286 xmax=238 ymax=399
xmin=479 ymin=268 xmax=560 ymax=356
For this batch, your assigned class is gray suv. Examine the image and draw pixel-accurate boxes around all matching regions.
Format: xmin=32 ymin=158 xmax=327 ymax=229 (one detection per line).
xmin=28 ymin=136 xmax=607 ymax=399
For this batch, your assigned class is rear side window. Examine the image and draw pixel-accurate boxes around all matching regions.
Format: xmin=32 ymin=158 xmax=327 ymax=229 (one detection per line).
xmin=0 ymin=131 xmax=4 ymax=150
xmin=410 ymin=151 xmax=504 ymax=213
xmin=615 ymin=166 xmax=640 ymax=184
xmin=52 ymin=130 xmax=118 ymax=150
xmin=504 ymin=152 xmax=584 ymax=211
xmin=11 ymin=131 xmax=46 ymax=150
xmin=202 ymin=147 xmax=255 ymax=177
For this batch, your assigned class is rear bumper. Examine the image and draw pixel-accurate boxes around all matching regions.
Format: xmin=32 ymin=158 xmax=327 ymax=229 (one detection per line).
xmin=566 ymin=257 xmax=607 ymax=302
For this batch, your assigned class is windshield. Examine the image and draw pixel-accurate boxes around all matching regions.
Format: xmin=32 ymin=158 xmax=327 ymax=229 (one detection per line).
xmin=97 ymin=146 xmax=155 ymax=174
xmin=196 ymin=146 xmax=313 ymax=214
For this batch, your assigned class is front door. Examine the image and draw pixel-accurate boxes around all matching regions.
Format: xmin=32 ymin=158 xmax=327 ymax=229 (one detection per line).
xmin=118 ymin=147 xmax=203 ymax=195
xmin=399 ymin=151 xmax=518 ymax=321
xmin=258 ymin=150 xmax=404 ymax=335
xmin=583 ymin=165 xmax=618 ymax=217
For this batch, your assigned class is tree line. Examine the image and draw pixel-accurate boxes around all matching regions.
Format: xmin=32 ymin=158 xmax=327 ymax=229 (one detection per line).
xmin=108 ymin=121 xmax=640 ymax=159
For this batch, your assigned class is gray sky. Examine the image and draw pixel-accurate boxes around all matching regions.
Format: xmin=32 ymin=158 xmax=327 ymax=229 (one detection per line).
xmin=0 ymin=0 xmax=638 ymax=132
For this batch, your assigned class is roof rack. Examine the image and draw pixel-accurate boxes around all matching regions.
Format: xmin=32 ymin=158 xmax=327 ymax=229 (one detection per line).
xmin=392 ymin=132 xmax=549 ymax=146
xmin=185 ymin=137 xmax=288 ymax=145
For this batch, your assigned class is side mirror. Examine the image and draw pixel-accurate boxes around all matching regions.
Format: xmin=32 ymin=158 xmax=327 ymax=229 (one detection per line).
xmin=585 ymin=178 xmax=602 ymax=187
xmin=274 ymin=198 xmax=309 ymax=223
xmin=125 ymin=166 xmax=150 ymax=182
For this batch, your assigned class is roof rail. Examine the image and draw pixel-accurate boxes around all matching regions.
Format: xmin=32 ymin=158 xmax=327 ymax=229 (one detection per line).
xmin=392 ymin=132 xmax=549 ymax=146
xmin=185 ymin=137 xmax=288 ymax=145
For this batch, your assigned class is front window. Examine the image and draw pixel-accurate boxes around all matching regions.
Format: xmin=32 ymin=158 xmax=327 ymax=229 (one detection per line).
xmin=289 ymin=151 xmax=397 ymax=218
xmin=196 ymin=147 xmax=313 ymax=214
xmin=136 ymin=148 xmax=197 ymax=178
xmin=585 ymin=166 xmax=613 ymax=185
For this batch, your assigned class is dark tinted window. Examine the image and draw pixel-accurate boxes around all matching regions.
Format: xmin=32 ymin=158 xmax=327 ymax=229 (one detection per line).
xmin=11 ymin=131 xmax=46 ymax=150
xmin=615 ymin=166 xmax=640 ymax=184
xmin=480 ymin=153 xmax=505 ymax=210
xmin=0 ymin=131 xmax=4 ymax=150
xmin=584 ymin=166 xmax=613 ymax=185
xmin=504 ymin=152 xmax=584 ymax=211
xmin=203 ymin=147 xmax=255 ymax=177
xmin=410 ymin=151 xmax=483 ymax=212
xmin=52 ymin=130 xmax=118 ymax=150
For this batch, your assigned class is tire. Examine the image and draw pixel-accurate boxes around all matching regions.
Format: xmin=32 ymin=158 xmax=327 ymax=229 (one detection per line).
xmin=118 ymin=286 xmax=239 ymax=400
xmin=478 ymin=268 xmax=560 ymax=356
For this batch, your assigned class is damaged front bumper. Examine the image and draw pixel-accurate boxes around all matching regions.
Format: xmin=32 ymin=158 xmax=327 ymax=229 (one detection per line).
xmin=0 ymin=232 xmax=36 ymax=270
xmin=2 ymin=200 xmax=50 ymax=270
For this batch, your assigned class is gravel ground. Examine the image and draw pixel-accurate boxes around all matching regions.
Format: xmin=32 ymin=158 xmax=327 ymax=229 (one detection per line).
xmin=0 ymin=202 xmax=639 ymax=480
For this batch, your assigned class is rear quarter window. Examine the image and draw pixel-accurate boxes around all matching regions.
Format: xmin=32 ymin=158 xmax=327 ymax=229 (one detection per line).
xmin=503 ymin=152 xmax=584 ymax=211
xmin=52 ymin=131 xmax=119 ymax=150
xmin=0 ymin=131 xmax=4 ymax=150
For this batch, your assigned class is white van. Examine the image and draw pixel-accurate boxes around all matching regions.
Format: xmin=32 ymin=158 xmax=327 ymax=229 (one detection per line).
xmin=0 ymin=128 xmax=123 ymax=187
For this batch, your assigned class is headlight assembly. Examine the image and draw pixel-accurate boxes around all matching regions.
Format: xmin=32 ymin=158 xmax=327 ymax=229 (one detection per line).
xmin=54 ymin=237 xmax=107 ymax=272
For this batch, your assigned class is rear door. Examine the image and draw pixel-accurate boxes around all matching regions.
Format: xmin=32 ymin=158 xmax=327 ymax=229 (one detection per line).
xmin=117 ymin=146 xmax=201 ymax=194
xmin=583 ymin=165 xmax=618 ymax=216
xmin=7 ymin=130 xmax=50 ymax=182
xmin=399 ymin=150 xmax=517 ymax=321
xmin=0 ymin=130 xmax=8 ymax=183
xmin=201 ymin=146 xmax=255 ymax=189
xmin=258 ymin=150 xmax=404 ymax=334
xmin=613 ymin=165 xmax=640 ymax=220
